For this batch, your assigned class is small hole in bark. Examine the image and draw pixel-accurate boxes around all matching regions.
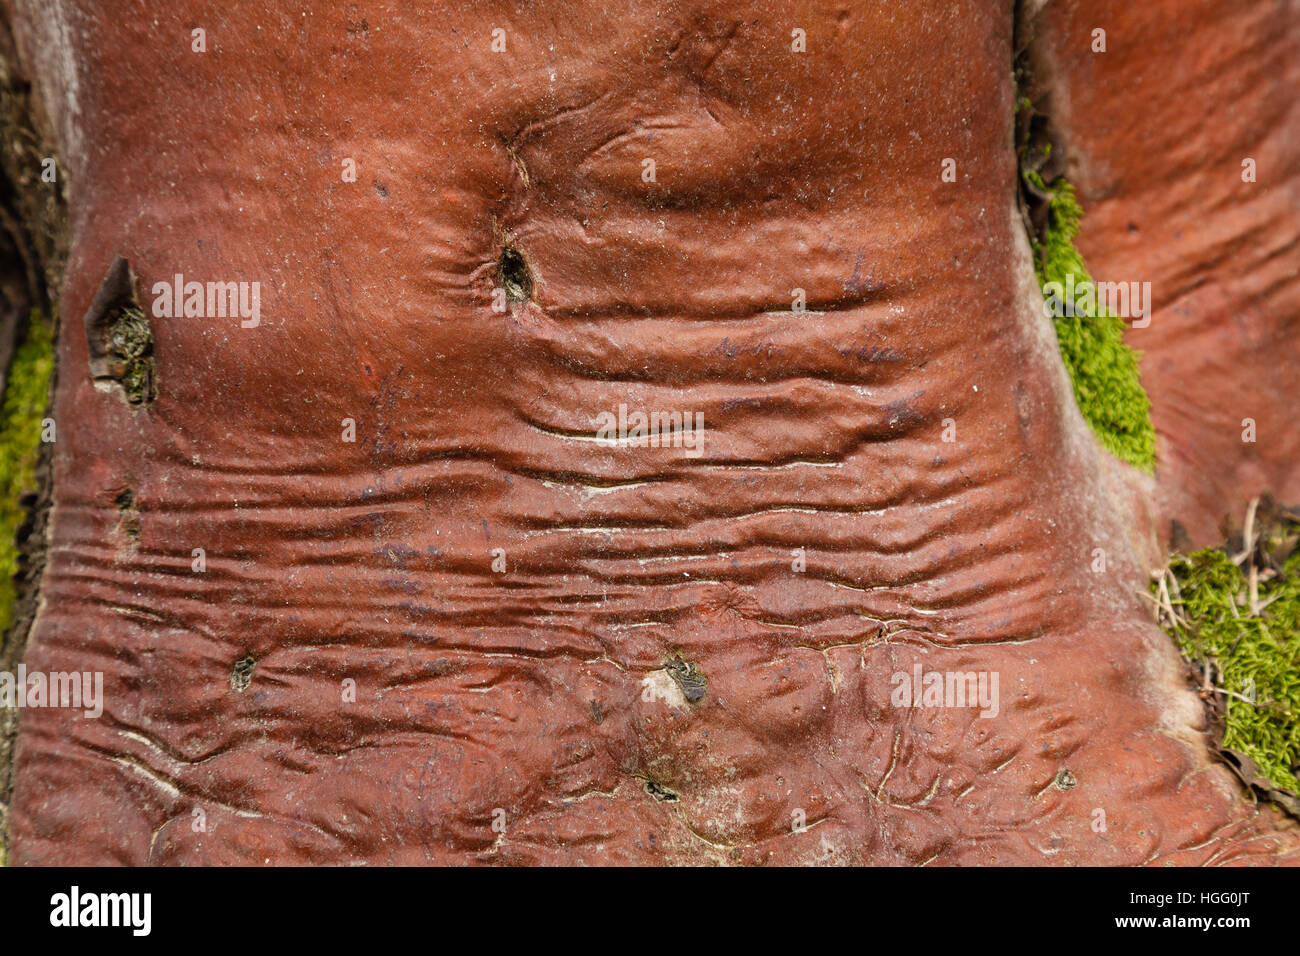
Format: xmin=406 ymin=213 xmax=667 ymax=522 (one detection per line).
xmin=664 ymin=654 xmax=707 ymax=704
xmin=114 ymin=488 xmax=139 ymax=544
xmin=84 ymin=256 xmax=156 ymax=406
xmin=1054 ymin=768 xmax=1077 ymax=791
xmin=644 ymin=779 xmax=678 ymax=802
xmin=499 ymin=245 xmax=532 ymax=302
xmin=230 ymin=654 xmax=256 ymax=692
xmin=104 ymin=305 xmax=155 ymax=405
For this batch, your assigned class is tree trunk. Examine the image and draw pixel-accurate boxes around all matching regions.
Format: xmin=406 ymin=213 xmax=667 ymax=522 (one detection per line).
xmin=2 ymin=0 xmax=1297 ymax=864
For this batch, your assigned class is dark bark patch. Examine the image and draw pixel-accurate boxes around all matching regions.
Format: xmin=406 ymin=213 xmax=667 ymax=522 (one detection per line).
xmin=113 ymin=487 xmax=139 ymax=546
xmin=664 ymin=654 xmax=707 ymax=704
xmin=230 ymin=654 xmax=256 ymax=693
xmin=499 ymin=245 xmax=532 ymax=303
xmin=644 ymin=779 xmax=679 ymax=802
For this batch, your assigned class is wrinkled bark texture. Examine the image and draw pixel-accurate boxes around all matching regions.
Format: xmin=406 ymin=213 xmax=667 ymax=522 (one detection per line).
xmin=4 ymin=0 xmax=1298 ymax=864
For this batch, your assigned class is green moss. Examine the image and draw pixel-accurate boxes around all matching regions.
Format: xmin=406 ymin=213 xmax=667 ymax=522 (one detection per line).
xmin=1024 ymin=170 xmax=1157 ymax=472
xmin=0 ymin=310 xmax=54 ymax=637
xmin=1155 ymin=545 xmax=1300 ymax=795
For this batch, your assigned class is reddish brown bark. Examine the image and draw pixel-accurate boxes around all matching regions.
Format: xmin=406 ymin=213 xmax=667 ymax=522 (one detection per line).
xmin=3 ymin=0 xmax=1297 ymax=864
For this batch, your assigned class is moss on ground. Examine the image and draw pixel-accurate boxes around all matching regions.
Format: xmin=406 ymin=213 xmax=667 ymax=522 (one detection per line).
xmin=0 ymin=310 xmax=53 ymax=638
xmin=1023 ymin=170 xmax=1156 ymax=472
xmin=1153 ymin=513 xmax=1300 ymax=798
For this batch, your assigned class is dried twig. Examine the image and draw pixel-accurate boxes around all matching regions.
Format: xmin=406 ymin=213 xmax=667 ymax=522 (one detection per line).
xmin=1232 ymin=496 xmax=1260 ymax=565
xmin=1214 ymin=686 xmax=1260 ymax=705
